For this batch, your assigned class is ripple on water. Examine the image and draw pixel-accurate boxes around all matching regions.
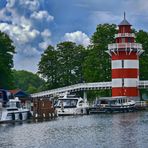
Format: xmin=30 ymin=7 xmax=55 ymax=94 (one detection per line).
xmin=0 ymin=112 xmax=148 ymax=148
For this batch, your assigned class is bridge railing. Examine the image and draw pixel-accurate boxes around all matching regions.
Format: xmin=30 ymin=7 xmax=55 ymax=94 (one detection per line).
xmin=31 ymin=82 xmax=112 ymax=98
xmin=138 ymin=81 xmax=148 ymax=88
xmin=31 ymin=80 xmax=148 ymax=98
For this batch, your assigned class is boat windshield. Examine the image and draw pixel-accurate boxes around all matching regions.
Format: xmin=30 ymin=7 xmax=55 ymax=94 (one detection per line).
xmin=55 ymin=99 xmax=78 ymax=108
xmin=8 ymin=101 xmax=21 ymax=108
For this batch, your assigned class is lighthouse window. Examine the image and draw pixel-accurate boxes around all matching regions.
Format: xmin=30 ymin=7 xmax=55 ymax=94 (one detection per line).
xmin=122 ymin=38 xmax=125 ymax=43
xmin=128 ymin=38 xmax=131 ymax=42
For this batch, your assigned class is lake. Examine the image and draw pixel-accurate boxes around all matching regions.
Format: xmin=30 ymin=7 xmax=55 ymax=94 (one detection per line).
xmin=0 ymin=111 xmax=148 ymax=148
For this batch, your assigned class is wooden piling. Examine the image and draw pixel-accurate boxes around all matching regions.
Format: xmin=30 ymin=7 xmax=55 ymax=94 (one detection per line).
xmin=32 ymin=98 xmax=57 ymax=121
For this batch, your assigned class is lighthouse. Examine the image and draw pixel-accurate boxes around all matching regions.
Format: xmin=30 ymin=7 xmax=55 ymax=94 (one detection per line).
xmin=107 ymin=13 xmax=144 ymax=100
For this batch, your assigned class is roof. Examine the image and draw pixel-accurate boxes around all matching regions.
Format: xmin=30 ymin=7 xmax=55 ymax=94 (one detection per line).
xmin=8 ymin=89 xmax=29 ymax=97
xmin=118 ymin=12 xmax=131 ymax=26
xmin=119 ymin=19 xmax=131 ymax=26
xmin=9 ymin=89 xmax=20 ymax=94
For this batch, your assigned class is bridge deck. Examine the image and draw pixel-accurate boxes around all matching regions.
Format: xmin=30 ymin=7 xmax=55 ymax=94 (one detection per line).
xmin=31 ymin=80 xmax=148 ymax=98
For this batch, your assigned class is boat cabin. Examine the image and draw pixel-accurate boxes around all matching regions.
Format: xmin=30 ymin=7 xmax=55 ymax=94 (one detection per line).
xmin=95 ymin=97 xmax=135 ymax=107
xmin=55 ymin=94 xmax=85 ymax=109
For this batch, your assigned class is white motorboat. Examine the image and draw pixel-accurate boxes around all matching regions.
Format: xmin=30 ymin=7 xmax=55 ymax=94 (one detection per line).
xmin=55 ymin=93 xmax=89 ymax=116
xmin=0 ymin=89 xmax=31 ymax=123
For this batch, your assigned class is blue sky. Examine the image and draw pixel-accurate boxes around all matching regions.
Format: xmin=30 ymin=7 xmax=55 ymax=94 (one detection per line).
xmin=0 ymin=0 xmax=148 ymax=72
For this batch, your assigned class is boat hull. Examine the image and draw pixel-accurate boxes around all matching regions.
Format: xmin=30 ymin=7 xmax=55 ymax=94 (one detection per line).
xmin=0 ymin=110 xmax=31 ymax=123
xmin=56 ymin=107 xmax=88 ymax=116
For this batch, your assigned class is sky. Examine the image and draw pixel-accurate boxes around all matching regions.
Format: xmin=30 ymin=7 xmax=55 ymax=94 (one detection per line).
xmin=0 ymin=0 xmax=148 ymax=73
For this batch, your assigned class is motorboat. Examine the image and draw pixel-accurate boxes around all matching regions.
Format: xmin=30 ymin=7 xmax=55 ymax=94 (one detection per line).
xmin=54 ymin=93 xmax=89 ymax=116
xmin=0 ymin=89 xmax=31 ymax=123
xmin=94 ymin=97 xmax=135 ymax=107
xmin=90 ymin=97 xmax=136 ymax=113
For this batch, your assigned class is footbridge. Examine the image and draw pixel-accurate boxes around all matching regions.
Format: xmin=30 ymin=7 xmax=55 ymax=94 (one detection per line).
xmin=31 ymin=82 xmax=111 ymax=98
xmin=31 ymin=80 xmax=148 ymax=98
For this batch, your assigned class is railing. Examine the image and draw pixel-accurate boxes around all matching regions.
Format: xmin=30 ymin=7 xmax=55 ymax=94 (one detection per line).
xmin=31 ymin=80 xmax=148 ymax=98
xmin=115 ymin=33 xmax=135 ymax=38
xmin=108 ymin=43 xmax=142 ymax=50
xmin=138 ymin=80 xmax=148 ymax=88
xmin=31 ymin=82 xmax=112 ymax=98
xmin=135 ymin=101 xmax=147 ymax=107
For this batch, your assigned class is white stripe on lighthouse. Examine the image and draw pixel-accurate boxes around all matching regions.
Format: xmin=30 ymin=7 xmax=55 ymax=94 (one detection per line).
xmin=124 ymin=60 xmax=139 ymax=69
xmin=112 ymin=79 xmax=122 ymax=87
xmin=112 ymin=78 xmax=138 ymax=87
xmin=112 ymin=60 xmax=139 ymax=69
xmin=124 ymin=78 xmax=138 ymax=87
xmin=112 ymin=60 xmax=122 ymax=69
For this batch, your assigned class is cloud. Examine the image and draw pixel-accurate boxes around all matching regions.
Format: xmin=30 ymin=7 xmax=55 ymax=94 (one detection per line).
xmin=39 ymin=29 xmax=52 ymax=50
xmin=0 ymin=19 xmax=40 ymax=44
xmin=19 ymin=0 xmax=40 ymax=11
xmin=41 ymin=29 xmax=51 ymax=38
xmin=91 ymin=11 xmax=120 ymax=24
xmin=21 ymin=46 xmax=40 ymax=57
xmin=6 ymin=0 xmax=16 ymax=8
xmin=64 ymin=31 xmax=90 ymax=47
xmin=124 ymin=0 xmax=148 ymax=14
xmin=14 ymin=54 xmax=40 ymax=72
xmin=0 ymin=0 xmax=54 ymax=72
xmin=39 ymin=41 xmax=50 ymax=50
xmin=31 ymin=11 xmax=54 ymax=22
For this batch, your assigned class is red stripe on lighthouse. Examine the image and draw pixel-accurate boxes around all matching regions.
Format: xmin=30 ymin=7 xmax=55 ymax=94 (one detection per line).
xmin=112 ymin=69 xmax=139 ymax=78
xmin=112 ymin=87 xmax=139 ymax=97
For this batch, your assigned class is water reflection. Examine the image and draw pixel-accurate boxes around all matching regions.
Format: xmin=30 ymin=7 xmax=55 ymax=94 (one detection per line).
xmin=0 ymin=112 xmax=148 ymax=148
xmin=111 ymin=112 xmax=140 ymax=148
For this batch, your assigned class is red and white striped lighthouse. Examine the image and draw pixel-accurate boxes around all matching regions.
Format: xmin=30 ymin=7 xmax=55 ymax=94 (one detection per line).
xmin=107 ymin=13 xmax=144 ymax=100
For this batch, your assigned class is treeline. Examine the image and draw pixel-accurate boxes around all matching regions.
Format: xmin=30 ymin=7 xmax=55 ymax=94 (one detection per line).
xmin=1 ymin=24 xmax=148 ymax=97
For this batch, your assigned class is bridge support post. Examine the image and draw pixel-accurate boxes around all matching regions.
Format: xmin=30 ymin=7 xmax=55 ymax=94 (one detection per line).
xmin=83 ymin=91 xmax=87 ymax=102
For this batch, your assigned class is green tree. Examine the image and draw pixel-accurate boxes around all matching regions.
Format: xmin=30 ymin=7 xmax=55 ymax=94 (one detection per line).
xmin=38 ymin=45 xmax=60 ymax=89
xmin=57 ymin=42 xmax=86 ymax=86
xmin=135 ymin=30 xmax=148 ymax=99
xmin=0 ymin=31 xmax=15 ymax=89
xmin=135 ymin=30 xmax=148 ymax=80
xmin=83 ymin=24 xmax=117 ymax=97
xmin=13 ymin=70 xmax=46 ymax=93
xmin=38 ymin=42 xmax=87 ymax=89
xmin=83 ymin=24 xmax=117 ymax=82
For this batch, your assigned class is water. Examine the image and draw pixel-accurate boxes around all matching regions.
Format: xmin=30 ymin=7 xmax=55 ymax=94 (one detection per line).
xmin=0 ymin=112 xmax=148 ymax=148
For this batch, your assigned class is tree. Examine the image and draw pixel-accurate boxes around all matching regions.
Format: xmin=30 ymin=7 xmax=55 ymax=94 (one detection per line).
xmin=38 ymin=42 xmax=87 ymax=89
xmin=38 ymin=45 xmax=60 ymax=89
xmin=57 ymin=42 xmax=86 ymax=86
xmin=135 ymin=30 xmax=148 ymax=80
xmin=83 ymin=24 xmax=117 ymax=82
xmin=13 ymin=70 xmax=46 ymax=93
xmin=135 ymin=30 xmax=148 ymax=99
xmin=0 ymin=31 xmax=15 ymax=89
xmin=83 ymin=24 xmax=117 ymax=97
